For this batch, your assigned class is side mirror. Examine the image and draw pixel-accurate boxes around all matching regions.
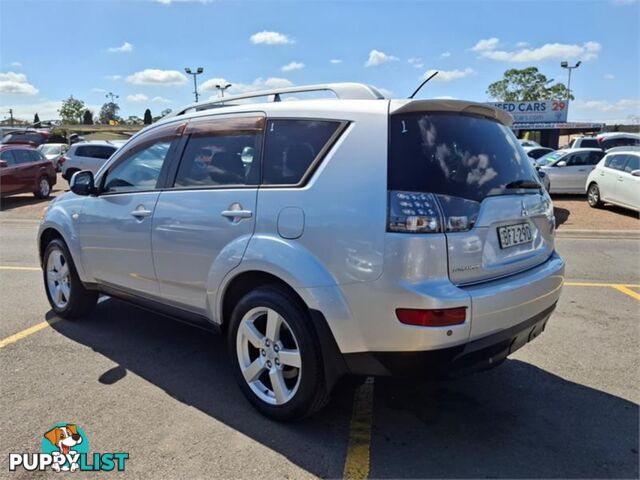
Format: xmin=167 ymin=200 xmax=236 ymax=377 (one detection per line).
xmin=0 ymin=160 xmax=7 ymax=168
xmin=555 ymin=160 xmax=567 ymax=167
xmin=70 ymin=170 xmax=96 ymax=196
xmin=632 ymin=169 xmax=640 ymax=177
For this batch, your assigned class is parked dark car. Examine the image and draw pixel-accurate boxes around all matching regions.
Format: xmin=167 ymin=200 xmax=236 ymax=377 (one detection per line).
xmin=1 ymin=129 xmax=50 ymax=147
xmin=0 ymin=145 xmax=57 ymax=198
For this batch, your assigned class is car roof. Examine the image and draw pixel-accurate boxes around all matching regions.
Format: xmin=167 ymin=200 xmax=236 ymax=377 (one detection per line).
xmin=597 ymin=132 xmax=640 ymax=139
xmin=0 ymin=144 xmax=36 ymax=151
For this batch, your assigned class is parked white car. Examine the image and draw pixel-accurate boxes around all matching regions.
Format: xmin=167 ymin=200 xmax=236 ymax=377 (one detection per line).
xmin=537 ymin=148 xmax=604 ymax=194
xmin=567 ymin=136 xmax=600 ymax=149
xmin=61 ymin=141 xmax=119 ymax=181
xmin=38 ymin=143 xmax=69 ymax=171
xmin=586 ymin=150 xmax=640 ymax=212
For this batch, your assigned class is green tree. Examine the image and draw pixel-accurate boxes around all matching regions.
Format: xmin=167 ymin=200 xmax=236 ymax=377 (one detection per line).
xmin=33 ymin=113 xmax=41 ymax=127
xmin=143 ymin=108 xmax=152 ymax=125
xmin=487 ymin=67 xmax=573 ymax=102
xmin=98 ymin=101 xmax=121 ymax=124
xmin=126 ymin=115 xmax=143 ymax=125
xmin=82 ymin=109 xmax=93 ymax=125
xmin=58 ymin=96 xmax=86 ymax=124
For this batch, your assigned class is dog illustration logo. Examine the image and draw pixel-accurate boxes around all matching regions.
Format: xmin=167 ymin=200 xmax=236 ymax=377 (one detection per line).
xmin=42 ymin=424 xmax=87 ymax=472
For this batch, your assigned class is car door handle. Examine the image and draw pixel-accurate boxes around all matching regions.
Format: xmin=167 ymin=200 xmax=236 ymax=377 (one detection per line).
xmin=577 ymin=169 xmax=587 ymax=172
xmin=130 ymin=208 xmax=153 ymax=218
xmin=221 ymin=209 xmax=252 ymax=219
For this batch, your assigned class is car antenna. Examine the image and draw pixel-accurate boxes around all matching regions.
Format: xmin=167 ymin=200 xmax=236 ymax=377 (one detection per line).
xmin=409 ymin=71 xmax=439 ymax=99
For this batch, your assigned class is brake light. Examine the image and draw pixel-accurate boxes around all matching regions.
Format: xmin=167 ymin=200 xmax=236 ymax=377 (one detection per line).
xmin=396 ymin=307 xmax=467 ymax=327
xmin=387 ymin=191 xmax=441 ymax=233
xmin=59 ymin=156 xmax=67 ymax=165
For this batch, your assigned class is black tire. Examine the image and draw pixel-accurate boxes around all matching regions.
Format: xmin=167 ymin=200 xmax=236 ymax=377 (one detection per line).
xmin=64 ymin=169 xmax=79 ymax=183
xmin=227 ymin=285 xmax=329 ymax=420
xmin=33 ymin=176 xmax=51 ymax=199
xmin=587 ymin=182 xmax=603 ymax=208
xmin=43 ymin=239 xmax=98 ymax=319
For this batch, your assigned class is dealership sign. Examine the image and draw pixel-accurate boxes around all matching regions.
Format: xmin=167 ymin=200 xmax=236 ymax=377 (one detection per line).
xmin=488 ymin=100 xmax=569 ymax=124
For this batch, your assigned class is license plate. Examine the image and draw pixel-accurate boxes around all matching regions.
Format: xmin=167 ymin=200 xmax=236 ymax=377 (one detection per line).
xmin=498 ymin=223 xmax=533 ymax=249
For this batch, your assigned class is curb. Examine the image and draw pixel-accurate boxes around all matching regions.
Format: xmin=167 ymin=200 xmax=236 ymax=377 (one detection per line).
xmin=556 ymin=229 xmax=640 ymax=239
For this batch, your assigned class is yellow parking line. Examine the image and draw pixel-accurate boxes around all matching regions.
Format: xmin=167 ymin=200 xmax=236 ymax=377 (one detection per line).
xmin=343 ymin=377 xmax=375 ymax=480
xmin=565 ymin=282 xmax=640 ymax=288
xmin=0 ymin=320 xmax=57 ymax=349
xmin=612 ymin=285 xmax=640 ymax=301
xmin=0 ymin=266 xmax=40 ymax=271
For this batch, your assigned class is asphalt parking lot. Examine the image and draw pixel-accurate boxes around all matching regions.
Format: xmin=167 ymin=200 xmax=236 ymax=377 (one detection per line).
xmin=1 ymin=189 xmax=639 ymax=479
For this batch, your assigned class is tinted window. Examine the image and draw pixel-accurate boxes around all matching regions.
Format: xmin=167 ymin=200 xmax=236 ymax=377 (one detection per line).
xmin=606 ymin=154 xmax=628 ymax=171
xmin=1 ymin=132 xmax=46 ymax=145
xmin=76 ymin=145 xmax=116 ymax=159
xmin=103 ymin=141 xmax=172 ymax=193
xmin=263 ymin=120 xmax=341 ymax=185
xmin=175 ymin=117 xmax=263 ymax=188
xmin=528 ymin=148 xmax=552 ymax=159
xmin=601 ymin=136 xmax=640 ymax=150
xmin=0 ymin=150 xmax=16 ymax=165
xmin=389 ymin=113 xmax=538 ymax=202
xmin=12 ymin=149 xmax=34 ymax=164
xmin=587 ymin=151 xmax=604 ymax=165
xmin=580 ymin=139 xmax=599 ymax=148
xmin=624 ymin=155 xmax=639 ymax=173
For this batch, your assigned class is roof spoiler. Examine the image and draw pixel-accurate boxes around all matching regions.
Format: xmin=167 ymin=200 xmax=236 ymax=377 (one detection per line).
xmin=390 ymin=99 xmax=513 ymax=126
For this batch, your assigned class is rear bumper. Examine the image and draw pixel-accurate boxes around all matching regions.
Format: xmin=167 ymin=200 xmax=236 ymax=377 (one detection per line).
xmin=343 ymin=302 xmax=556 ymax=378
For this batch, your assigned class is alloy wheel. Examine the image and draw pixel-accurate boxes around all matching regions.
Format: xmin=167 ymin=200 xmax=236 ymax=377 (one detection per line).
xmin=236 ymin=307 xmax=302 ymax=405
xmin=588 ymin=185 xmax=599 ymax=206
xmin=39 ymin=178 xmax=50 ymax=197
xmin=46 ymin=248 xmax=71 ymax=309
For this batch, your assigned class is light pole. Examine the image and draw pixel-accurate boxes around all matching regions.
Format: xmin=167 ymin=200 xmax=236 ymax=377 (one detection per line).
xmin=185 ymin=67 xmax=204 ymax=102
xmin=215 ymin=83 xmax=232 ymax=98
xmin=105 ymin=92 xmax=119 ymax=103
xmin=561 ymin=61 xmax=581 ymax=100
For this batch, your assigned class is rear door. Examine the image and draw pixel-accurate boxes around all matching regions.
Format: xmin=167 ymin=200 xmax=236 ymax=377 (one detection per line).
xmin=389 ymin=111 xmax=554 ymax=287
xmin=151 ymin=114 xmax=264 ymax=314
xmin=618 ymin=155 xmax=640 ymax=208
xmin=0 ymin=150 xmax=19 ymax=194
xmin=602 ymin=154 xmax=629 ymax=203
xmin=11 ymin=149 xmax=39 ymax=191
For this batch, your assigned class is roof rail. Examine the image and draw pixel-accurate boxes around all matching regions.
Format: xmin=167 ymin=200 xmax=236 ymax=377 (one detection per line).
xmin=166 ymin=82 xmax=385 ymax=118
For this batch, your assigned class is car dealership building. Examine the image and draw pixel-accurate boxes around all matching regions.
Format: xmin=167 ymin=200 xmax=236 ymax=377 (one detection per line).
xmin=487 ymin=100 xmax=604 ymax=149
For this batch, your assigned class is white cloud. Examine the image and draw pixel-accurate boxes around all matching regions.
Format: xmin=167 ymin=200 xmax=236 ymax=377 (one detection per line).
xmin=281 ymin=61 xmax=305 ymax=72
xmin=571 ymin=98 xmax=640 ymax=124
xmin=573 ymin=98 xmax=640 ymax=112
xmin=91 ymin=88 xmax=107 ymax=93
xmin=152 ymin=96 xmax=172 ymax=103
xmin=106 ymin=75 xmax=122 ymax=81
xmin=330 ymin=59 xmax=342 ymax=64
xmin=422 ymin=68 xmax=476 ymax=82
xmin=250 ymin=31 xmax=293 ymax=45
xmin=10 ymin=61 xmax=22 ymax=68
xmin=604 ymin=73 xmax=615 ymax=80
xmin=202 ymin=77 xmax=294 ymax=96
xmin=126 ymin=69 xmax=187 ymax=85
xmin=365 ymin=49 xmax=399 ymax=67
xmin=108 ymin=42 xmax=133 ymax=53
xmin=127 ymin=93 xmax=149 ymax=102
xmin=0 ymin=71 xmax=38 ymax=95
xmin=440 ymin=51 xmax=451 ymax=58
xmin=471 ymin=37 xmax=601 ymax=62
xmin=516 ymin=42 xmax=529 ymax=48
xmin=408 ymin=57 xmax=424 ymax=68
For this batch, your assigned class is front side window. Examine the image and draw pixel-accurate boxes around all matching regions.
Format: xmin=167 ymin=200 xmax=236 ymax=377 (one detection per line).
xmin=174 ymin=116 xmax=264 ymax=188
xmin=103 ymin=140 xmax=172 ymax=193
xmin=566 ymin=152 xmax=591 ymax=166
xmin=262 ymin=120 xmax=342 ymax=185
xmin=12 ymin=149 xmax=34 ymax=164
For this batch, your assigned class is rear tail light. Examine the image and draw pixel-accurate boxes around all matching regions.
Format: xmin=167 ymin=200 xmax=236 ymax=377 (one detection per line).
xmin=396 ymin=307 xmax=467 ymax=327
xmin=59 ymin=156 xmax=67 ymax=165
xmin=387 ymin=190 xmax=480 ymax=233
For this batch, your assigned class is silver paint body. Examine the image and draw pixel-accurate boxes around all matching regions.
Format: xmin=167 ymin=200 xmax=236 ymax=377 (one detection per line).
xmin=39 ymin=96 xmax=564 ymax=355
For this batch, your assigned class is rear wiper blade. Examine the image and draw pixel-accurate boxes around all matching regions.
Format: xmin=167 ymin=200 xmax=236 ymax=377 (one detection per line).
xmin=504 ymin=180 xmax=541 ymax=190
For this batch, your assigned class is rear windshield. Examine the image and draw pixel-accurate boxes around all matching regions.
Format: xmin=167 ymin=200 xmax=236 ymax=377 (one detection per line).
xmin=579 ymin=139 xmax=599 ymax=148
xmin=389 ymin=113 xmax=538 ymax=202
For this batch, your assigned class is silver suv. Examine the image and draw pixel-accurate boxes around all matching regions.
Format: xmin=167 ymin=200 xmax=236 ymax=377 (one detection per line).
xmin=38 ymin=83 xmax=565 ymax=420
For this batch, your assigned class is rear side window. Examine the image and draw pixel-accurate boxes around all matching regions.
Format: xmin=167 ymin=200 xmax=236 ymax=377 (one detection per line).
xmin=262 ymin=120 xmax=342 ymax=185
xmin=76 ymin=145 xmax=116 ymax=159
xmin=389 ymin=113 xmax=538 ymax=202
xmin=12 ymin=149 xmax=34 ymax=164
xmin=0 ymin=150 xmax=16 ymax=165
xmin=175 ymin=116 xmax=264 ymax=188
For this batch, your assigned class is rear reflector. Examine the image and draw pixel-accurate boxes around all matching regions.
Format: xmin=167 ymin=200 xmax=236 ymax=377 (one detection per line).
xmin=396 ymin=307 xmax=466 ymax=327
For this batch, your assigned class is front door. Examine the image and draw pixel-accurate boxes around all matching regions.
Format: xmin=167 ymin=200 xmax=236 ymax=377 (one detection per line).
xmin=152 ymin=114 xmax=265 ymax=314
xmin=77 ymin=123 xmax=183 ymax=296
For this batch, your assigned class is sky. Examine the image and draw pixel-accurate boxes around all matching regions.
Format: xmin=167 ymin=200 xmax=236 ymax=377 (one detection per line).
xmin=1 ymin=0 xmax=639 ymax=124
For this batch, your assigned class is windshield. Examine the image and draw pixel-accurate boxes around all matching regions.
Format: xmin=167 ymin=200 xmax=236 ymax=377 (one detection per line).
xmin=40 ymin=145 xmax=61 ymax=155
xmin=389 ymin=113 xmax=539 ymax=202
xmin=537 ymin=151 xmax=565 ymax=166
